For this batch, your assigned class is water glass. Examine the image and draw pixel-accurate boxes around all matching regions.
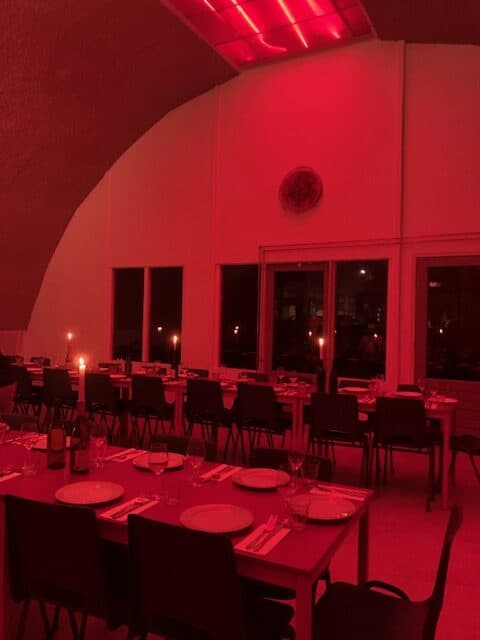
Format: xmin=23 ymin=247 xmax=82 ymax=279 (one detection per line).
xmin=288 ymin=449 xmax=304 ymax=489
xmin=302 ymin=457 xmax=320 ymax=487
xmin=186 ymin=438 xmax=205 ymax=487
xmin=285 ymin=494 xmax=309 ymax=531
xmin=21 ymin=422 xmax=40 ymax=476
xmin=148 ymin=442 xmax=169 ymax=501
xmin=92 ymin=422 xmax=108 ymax=469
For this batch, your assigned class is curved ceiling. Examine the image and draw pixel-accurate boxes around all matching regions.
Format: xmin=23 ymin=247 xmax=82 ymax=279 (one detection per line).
xmin=1 ymin=0 xmax=479 ymax=330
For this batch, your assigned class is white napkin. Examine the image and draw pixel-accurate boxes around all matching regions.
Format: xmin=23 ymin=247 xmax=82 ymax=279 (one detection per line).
xmin=99 ymin=496 xmax=157 ymax=523
xmin=236 ymin=523 xmax=291 ymax=556
xmin=110 ymin=449 xmax=143 ymax=463
xmin=0 ymin=472 xmax=22 ymax=483
xmin=104 ymin=448 xmax=137 ymax=462
xmin=200 ymin=464 xmax=240 ymax=482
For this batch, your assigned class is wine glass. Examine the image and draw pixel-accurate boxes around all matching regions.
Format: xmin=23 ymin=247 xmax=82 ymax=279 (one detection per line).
xmin=148 ymin=441 xmax=169 ymax=500
xmin=92 ymin=422 xmax=108 ymax=469
xmin=20 ymin=422 xmax=40 ymax=475
xmin=186 ymin=438 xmax=205 ymax=487
xmin=288 ymin=449 xmax=304 ymax=490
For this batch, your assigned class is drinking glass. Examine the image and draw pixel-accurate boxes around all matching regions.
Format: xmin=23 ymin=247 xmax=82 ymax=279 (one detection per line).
xmin=302 ymin=457 xmax=320 ymax=487
xmin=92 ymin=422 xmax=108 ymax=469
xmin=277 ymin=464 xmax=295 ymax=512
xmin=21 ymin=422 xmax=40 ymax=476
xmin=285 ymin=494 xmax=309 ymax=531
xmin=186 ymin=438 xmax=205 ymax=487
xmin=148 ymin=441 xmax=169 ymax=501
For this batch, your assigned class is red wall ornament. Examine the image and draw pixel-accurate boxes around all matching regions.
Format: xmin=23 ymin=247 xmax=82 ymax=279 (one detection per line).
xmin=279 ymin=166 xmax=323 ymax=214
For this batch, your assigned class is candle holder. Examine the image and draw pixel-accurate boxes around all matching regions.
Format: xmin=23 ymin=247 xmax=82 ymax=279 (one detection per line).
xmin=65 ymin=343 xmax=72 ymax=365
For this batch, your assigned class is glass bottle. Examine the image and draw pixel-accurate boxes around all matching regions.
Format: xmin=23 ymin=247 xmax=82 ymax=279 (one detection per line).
xmin=70 ymin=412 xmax=90 ymax=473
xmin=47 ymin=401 xmax=66 ymax=469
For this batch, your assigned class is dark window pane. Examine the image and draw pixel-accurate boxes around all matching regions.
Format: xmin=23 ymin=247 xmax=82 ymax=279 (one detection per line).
xmin=427 ymin=266 xmax=480 ymax=380
xmin=334 ymin=260 xmax=387 ymax=378
xmin=113 ymin=268 xmax=144 ymax=360
xmin=220 ymin=265 xmax=258 ymax=369
xmin=273 ymin=270 xmax=324 ymax=373
xmin=149 ymin=267 xmax=183 ymax=363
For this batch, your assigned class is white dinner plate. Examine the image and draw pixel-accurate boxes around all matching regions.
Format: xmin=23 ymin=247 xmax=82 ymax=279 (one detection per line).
xmin=395 ymin=391 xmax=422 ymax=398
xmin=288 ymin=494 xmax=356 ymax=522
xmin=133 ymin=452 xmax=184 ymax=471
xmin=180 ymin=504 xmax=253 ymax=534
xmin=55 ymin=481 xmax=124 ymax=506
xmin=340 ymin=386 xmax=368 ymax=394
xmin=232 ymin=467 xmax=290 ymax=490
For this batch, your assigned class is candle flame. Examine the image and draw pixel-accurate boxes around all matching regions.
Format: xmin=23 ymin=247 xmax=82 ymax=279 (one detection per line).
xmin=172 ymin=335 xmax=178 ymax=345
xmin=78 ymin=357 xmax=85 ymax=367
xmin=319 ymin=337 xmax=324 ymax=346
xmin=67 ymin=332 xmax=73 ymax=341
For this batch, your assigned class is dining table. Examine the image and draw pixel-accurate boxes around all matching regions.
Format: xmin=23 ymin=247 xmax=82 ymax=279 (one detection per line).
xmin=0 ymin=440 xmax=373 ymax=640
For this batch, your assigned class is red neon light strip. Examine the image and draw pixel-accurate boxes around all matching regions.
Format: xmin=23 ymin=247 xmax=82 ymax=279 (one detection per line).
xmin=304 ymin=0 xmax=325 ymax=17
xmin=228 ymin=0 xmax=286 ymax=52
xmin=276 ymin=0 xmax=309 ymax=48
xmin=201 ymin=0 xmax=217 ymax=12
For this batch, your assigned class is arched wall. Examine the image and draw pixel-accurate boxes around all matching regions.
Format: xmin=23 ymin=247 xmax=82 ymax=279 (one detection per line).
xmin=23 ymin=40 xmax=480 ymax=384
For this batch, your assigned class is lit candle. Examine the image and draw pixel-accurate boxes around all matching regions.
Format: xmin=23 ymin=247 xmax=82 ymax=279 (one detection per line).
xmin=67 ymin=332 xmax=73 ymax=341
xmin=318 ymin=337 xmax=325 ymax=361
xmin=172 ymin=334 xmax=178 ymax=350
xmin=78 ymin=357 xmax=86 ymax=405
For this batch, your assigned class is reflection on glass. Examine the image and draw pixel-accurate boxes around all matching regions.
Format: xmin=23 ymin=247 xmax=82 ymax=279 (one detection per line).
xmin=427 ymin=265 xmax=480 ymax=381
xmin=333 ymin=260 xmax=387 ymax=379
xmin=149 ymin=267 xmax=183 ymax=363
xmin=220 ymin=265 xmax=259 ymax=369
xmin=272 ymin=270 xmax=324 ymax=373
xmin=113 ymin=268 xmax=144 ymax=361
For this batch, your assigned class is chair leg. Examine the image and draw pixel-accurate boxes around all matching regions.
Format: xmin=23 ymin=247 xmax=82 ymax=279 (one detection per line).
xmin=468 ymin=453 xmax=480 ymax=483
xmin=38 ymin=600 xmax=59 ymax=639
xmin=449 ymin=448 xmax=457 ymax=485
xmin=16 ymin=599 xmax=30 ymax=640
xmin=67 ymin=609 xmax=88 ymax=640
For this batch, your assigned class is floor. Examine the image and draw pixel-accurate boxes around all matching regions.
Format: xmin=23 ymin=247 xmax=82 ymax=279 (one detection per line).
xmin=16 ymin=438 xmax=480 ymax=639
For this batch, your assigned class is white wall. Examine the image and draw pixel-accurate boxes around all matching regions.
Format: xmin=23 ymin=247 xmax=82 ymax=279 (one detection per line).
xmin=24 ymin=40 xmax=480 ymax=384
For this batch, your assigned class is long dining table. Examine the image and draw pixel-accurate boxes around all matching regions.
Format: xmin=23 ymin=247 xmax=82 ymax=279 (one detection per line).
xmin=0 ymin=440 xmax=373 ymax=640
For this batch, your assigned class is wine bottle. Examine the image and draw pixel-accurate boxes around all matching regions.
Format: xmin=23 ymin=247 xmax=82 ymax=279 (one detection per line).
xmin=70 ymin=413 xmax=90 ymax=473
xmin=47 ymin=401 xmax=66 ymax=469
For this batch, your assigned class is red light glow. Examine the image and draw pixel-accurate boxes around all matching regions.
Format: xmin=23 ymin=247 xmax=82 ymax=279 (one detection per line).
xmin=169 ymin=0 xmax=371 ymax=67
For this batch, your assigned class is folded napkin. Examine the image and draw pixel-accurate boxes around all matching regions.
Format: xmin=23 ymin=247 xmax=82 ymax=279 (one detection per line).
xmin=104 ymin=448 xmax=137 ymax=462
xmin=99 ymin=496 xmax=157 ymax=523
xmin=0 ymin=472 xmax=22 ymax=483
xmin=200 ymin=464 xmax=240 ymax=482
xmin=110 ymin=449 xmax=143 ymax=463
xmin=236 ymin=522 xmax=291 ymax=556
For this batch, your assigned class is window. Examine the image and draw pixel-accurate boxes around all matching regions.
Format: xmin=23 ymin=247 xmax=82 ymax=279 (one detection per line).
xmin=272 ymin=268 xmax=325 ymax=373
xmin=220 ymin=265 xmax=258 ymax=369
xmin=112 ymin=268 xmax=144 ymax=360
xmin=149 ymin=267 xmax=183 ymax=362
xmin=426 ymin=265 xmax=480 ymax=380
xmin=334 ymin=260 xmax=388 ymax=378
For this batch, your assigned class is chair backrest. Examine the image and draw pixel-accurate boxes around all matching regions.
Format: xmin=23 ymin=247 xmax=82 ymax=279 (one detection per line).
xmin=424 ymin=505 xmax=463 ymax=640
xmin=42 ymin=368 xmax=73 ymax=406
xmin=131 ymin=374 xmax=167 ymax=413
xmin=128 ymin=516 xmax=247 ymax=640
xmin=249 ymin=447 xmax=333 ymax=482
xmin=11 ymin=365 xmax=33 ymax=397
xmin=5 ymin=354 xmax=23 ymax=364
xmin=375 ymin=397 xmax=427 ymax=443
xmin=85 ymin=372 xmax=117 ymax=409
xmin=5 ymin=496 xmax=107 ymax=615
xmin=151 ymin=434 xmax=216 ymax=461
xmin=186 ymin=379 xmax=224 ymax=421
xmin=310 ymin=392 xmax=361 ymax=437
xmin=236 ymin=382 xmax=278 ymax=429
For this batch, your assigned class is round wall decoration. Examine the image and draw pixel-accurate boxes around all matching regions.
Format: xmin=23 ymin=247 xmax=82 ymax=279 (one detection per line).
xmin=279 ymin=166 xmax=323 ymax=214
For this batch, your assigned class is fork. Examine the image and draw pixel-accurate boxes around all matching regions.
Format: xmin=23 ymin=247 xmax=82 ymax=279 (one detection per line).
xmin=210 ymin=465 xmax=234 ymax=481
xmin=246 ymin=514 xmax=278 ymax=550
xmin=109 ymin=496 xmax=154 ymax=520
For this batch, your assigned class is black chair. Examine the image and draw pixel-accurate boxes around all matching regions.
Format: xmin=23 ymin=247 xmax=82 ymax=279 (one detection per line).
xmin=42 ymin=367 xmax=77 ymax=417
xmin=308 ymin=392 xmax=371 ymax=485
xmin=235 ymin=383 xmax=292 ymax=462
xmin=184 ymin=379 xmax=235 ymax=460
xmin=449 ymin=433 xmax=480 ymax=484
xmin=151 ymin=433 xmax=216 ymax=462
xmin=127 ymin=515 xmax=295 ymax=640
xmin=5 ymin=354 xmax=23 ymax=364
xmin=12 ymin=365 xmax=43 ymax=415
xmin=375 ymin=397 xmax=437 ymax=511
xmin=397 ymin=384 xmax=422 ymax=393
xmin=85 ymin=372 xmax=124 ymax=442
xmin=5 ymin=495 xmax=127 ymax=640
xmin=129 ymin=375 xmax=175 ymax=446
xmin=313 ymin=505 xmax=462 ymax=640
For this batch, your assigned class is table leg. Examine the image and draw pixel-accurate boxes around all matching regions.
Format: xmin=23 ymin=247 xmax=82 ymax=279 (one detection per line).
xmin=357 ymin=509 xmax=370 ymax=584
xmin=295 ymin=577 xmax=313 ymax=640
xmin=441 ymin=413 xmax=452 ymax=510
